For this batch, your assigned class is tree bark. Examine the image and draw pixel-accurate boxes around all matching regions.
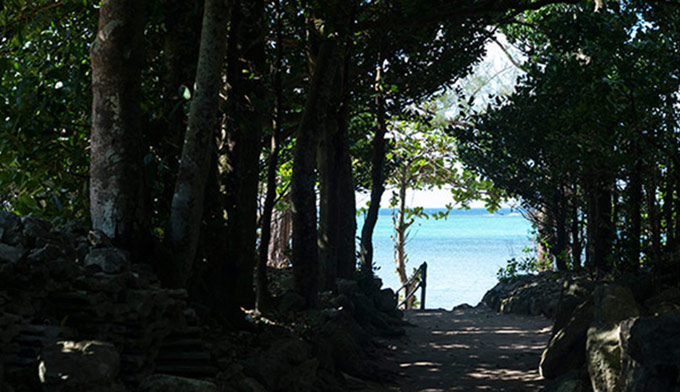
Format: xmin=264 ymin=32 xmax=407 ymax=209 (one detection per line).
xmin=217 ymin=0 xmax=266 ymax=310
xmin=627 ymin=150 xmax=642 ymax=270
xmin=646 ymin=171 xmax=662 ymax=267
xmin=394 ymin=170 xmax=415 ymax=309
xmin=589 ymin=180 xmax=614 ymax=273
xmin=359 ymin=57 xmax=388 ymax=277
xmin=291 ymin=38 xmax=339 ymax=307
xmin=255 ymin=0 xmax=284 ymax=313
xmin=90 ymin=0 xmax=148 ymax=254
xmin=570 ymin=202 xmax=582 ymax=269
xmin=317 ymin=57 xmax=356 ymax=289
xmin=165 ymin=0 xmax=228 ymax=288
xmin=157 ymin=0 xmax=202 ymax=220
xmin=553 ymin=186 xmax=568 ymax=271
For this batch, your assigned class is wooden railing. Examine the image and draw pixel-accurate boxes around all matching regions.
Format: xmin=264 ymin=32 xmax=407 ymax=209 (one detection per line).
xmin=396 ymin=262 xmax=427 ymax=310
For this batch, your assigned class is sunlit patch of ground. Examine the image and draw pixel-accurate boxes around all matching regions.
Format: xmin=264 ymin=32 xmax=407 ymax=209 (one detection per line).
xmin=385 ymin=308 xmax=552 ymax=392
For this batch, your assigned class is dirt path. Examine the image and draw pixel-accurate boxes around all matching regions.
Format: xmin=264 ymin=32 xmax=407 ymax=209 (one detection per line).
xmin=383 ymin=307 xmax=553 ymax=392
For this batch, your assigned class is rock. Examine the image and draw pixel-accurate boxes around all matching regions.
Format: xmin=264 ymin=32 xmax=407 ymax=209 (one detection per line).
xmin=0 ymin=243 xmax=25 ymax=264
xmin=644 ymin=286 xmax=680 ymax=316
xmin=314 ymin=320 xmax=367 ymax=378
xmin=554 ymin=277 xmax=595 ymax=334
xmin=481 ymin=272 xmax=565 ymax=317
xmin=22 ymin=217 xmax=52 ymax=246
xmin=278 ymin=291 xmax=306 ymax=313
xmin=27 ymin=243 xmax=64 ymax=263
xmin=329 ymin=294 xmax=355 ymax=314
xmin=619 ymin=315 xmax=680 ymax=392
xmin=235 ymin=377 xmax=268 ymax=392
xmin=374 ymin=288 xmax=397 ymax=312
xmin=85 ymin=248 xmax=130 ymax=274
xmin=543 ymin=369 xmax=593 ymax=392
xmin=39 ymin=340 xmax=121 ymax=391
xmin=242 ymin=338 xmax=312 ymax=391
xmin=541 ymin=300 xmax=594 ymax=379
xmin=139 ymin=374 xmax=217 ymax=392
xmin=0 ymin=211 xmax=23 ymax=245
xmin=88 ymin=230 xmax=113 ymax=248
xmin=279 ymin=359 xmax=319 ymax=392
xmin=582 ymin=284 xmax=640 ymax=392
xmin=453 ymin=303 xmax=474 ymax=310
xmin=586 ymin=321 xmax=622 ymax=392
xmin=592 ymin=284 xmax=639 ymax=327
xmin=336 ymin=279 xmax=359 ymax=297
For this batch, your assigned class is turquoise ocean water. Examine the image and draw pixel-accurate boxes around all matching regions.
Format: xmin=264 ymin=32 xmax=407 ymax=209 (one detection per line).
xmin=361 ymin=208 xmax=533 ymax=309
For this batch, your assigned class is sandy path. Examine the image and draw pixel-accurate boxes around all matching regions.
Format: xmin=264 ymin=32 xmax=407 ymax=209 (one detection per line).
xmin=383 ymin=307 xmax=553 ymax=392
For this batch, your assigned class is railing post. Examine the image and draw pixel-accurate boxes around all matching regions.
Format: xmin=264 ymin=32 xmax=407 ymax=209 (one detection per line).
xmin=420 ymin=262 xmax=427 ymax=310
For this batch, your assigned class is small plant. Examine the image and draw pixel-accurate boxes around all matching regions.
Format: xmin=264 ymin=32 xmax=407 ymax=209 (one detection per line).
xmin=497 ymin=246 xmax=542 ymax=282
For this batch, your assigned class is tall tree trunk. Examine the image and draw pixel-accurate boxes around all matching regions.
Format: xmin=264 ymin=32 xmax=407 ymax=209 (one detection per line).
xmin=268 ymin=199 xmax=292 ymax=268
xmin=90 ymin=0 xmax=148 ymax=254
xmin=217 ymin=0 xmax=266 ymax=311
xmin=627 ymin=150 xmax=642 ymax=270
xmin=291 ymin=37 xmax=339 ymax=307
xmin=663 ymin=165 xmax=675 ymax=253
xmin=317 ymin=57 xmax=356 ymax=289
xmin=333 ymin=91 xmax=357 ymax=281
xmin=317 ymin=101 xmax=340 ymax=291
xmin=157 ymin=0 xmax=202 ymax=221
xmin=646 ymin=171 xmax=662 ymax=267
xmin=593 ymin=181 xmax=614 ymax=273
xmin=165 ymin=0 xmax=228 ymax=288
xmin=359 ymin=56 xmax=388 ymax=277
xmin=570 ymin=202 xmax=582 ymax=269
xmin=255 ymin=0 xmax=284 ymax=313
xmin=553 ymin=186 xmax=568 ymax=271
xmin=674 ymin=163 xmax=680 ymax=254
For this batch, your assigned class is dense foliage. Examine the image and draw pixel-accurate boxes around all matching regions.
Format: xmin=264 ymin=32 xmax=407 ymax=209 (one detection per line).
xmin=455 ymin=2 xmax=680 ymax=274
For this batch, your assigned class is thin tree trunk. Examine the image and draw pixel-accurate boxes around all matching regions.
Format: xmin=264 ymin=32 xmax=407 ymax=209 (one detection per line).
xmin=165 ymin=0 xmax=228 ymax=288
xmin=646 ymin=172 xmax=662 ymax=267
xmin=359 ymin=56 xmax=388 ymax=277
xmin=291 ymin=38 xmax=339 ymax=307
xmin=570 ymin=202 xmax=582 ymax=269
xmin=394 ymin=169 xmax=415 ymax=308
xmin=90 ymin=0 xmax=148 ymax=255
xmin=663 ymin=166 xmax=675 ymax=253
xmin=628 ymin=150 xmax=642 ymax=270
xmin=554 ymin=186 xmax=568 ymax=271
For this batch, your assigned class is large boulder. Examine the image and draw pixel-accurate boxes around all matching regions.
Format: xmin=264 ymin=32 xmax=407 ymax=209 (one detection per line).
xmin=541 ymin=300 xmax=594 ymax=379
xmin=643 ymin=286 xmax=680 ymax=316
xmin=374 ymin=288 xmax=397 ymax=312
xmin=585 ymin=284 xmax=640 ymax=392
xmin=543 ymin=369 xmax=593 ymax=392
xmin=619 ymin=315 xmax=680 ymax=392
xmin=592 ymin=284 xmax=639 ymax=327
xmin=0 ymin=243 xmax=25 ymax=264
xmin=242 ymin=337 xmax=315 ymax=391
xmin=480 ymin=272 xmax=567 ymax=318
xmin=139 ymin=374 xmax=217 ymax=392
xmin=554 ymin=277 xmax=596 ymax=333
xmin=586 ymin=322 xmax=623 ymax=392
xmin=38 ymin=340 xmax=122 ymax=392
xmin=84 ymin=248 xmax=130 ymax=275
xmin=0 ymin=211 xmax=23 ymax=245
